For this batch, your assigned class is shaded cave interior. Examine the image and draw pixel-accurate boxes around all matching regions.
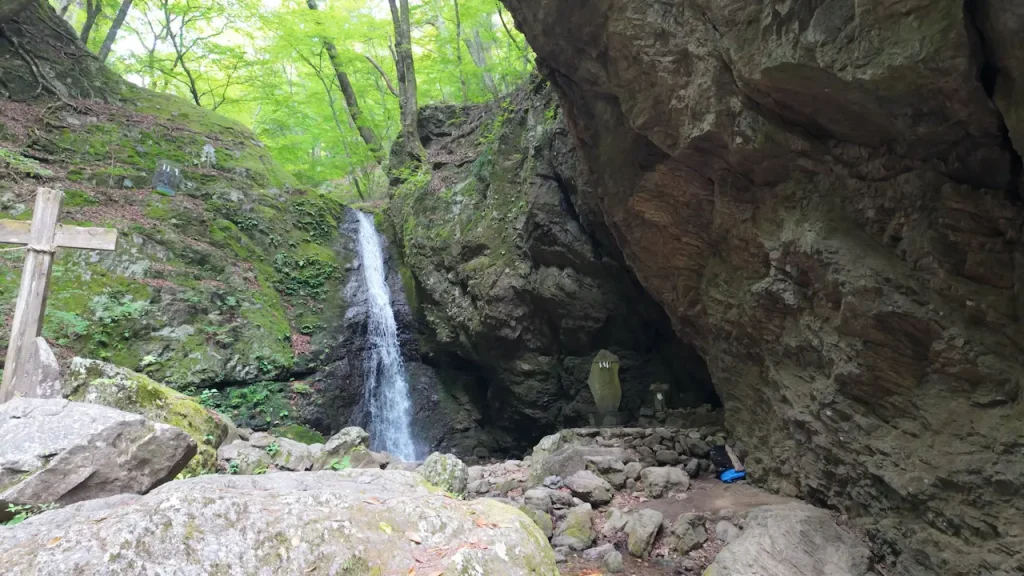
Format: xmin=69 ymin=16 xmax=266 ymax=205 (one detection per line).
xmin=405 ymin=240 xmax=723 ymax=455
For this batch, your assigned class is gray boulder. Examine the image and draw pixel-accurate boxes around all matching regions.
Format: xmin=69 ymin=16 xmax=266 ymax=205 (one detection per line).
xmin=267 ymin=437 xmax=313 ymax=471
xmin=715 ymin=520 xmax=741 ymax=544
xmin=313 ymin=426 xmax=370 ymax=469
xmin=0 ymin=470 xmax=558 ymax=575
xmin=669 ymin=513 xmax=708 ymax=554
xmin=655 ymin=450 xmax=679 ymax=465
xmin=602 ymin=507 xmax=630 ymax=538
xmin=551 ymin=503 xmax=595 ymax=550
xmin=417 ymin=452 xmax=469 ymax=495
xmin=564 ymin=470 xmax=614 ymax=506
xmin=705 ymin=504 xmax=871 ymax=576
xmin=585 ymin=455 xmax=628 ymax=488
xmin=583 ymin=543 xmax=616 ymax=560
xmin=63 ymin=357 xmax=235 ymax=477
xmin=640 ymin=466 xmax=689 ymax=498
xmin=604 ymin=550 xmax=625 ymax=573
xmin=0 ymin=398 xmax=195 ymax=507
xmin=529 ymin=444 xmax=630 ymax=486
xmin=684 ymin=437 xmax=710 ymax=458
xmin=217 ymin=440 xmax=273 ymax=475
xmin=524 ymin=487 xmax=553 ymax=512
xmin=547 ymin=488 xmax=575 ymax=508
xmin=517 ymin=505 xmax=554 ymax=538
xmin=625 ymin=508 xmax=663 ymax=557
xmin=683 ymin=458 xmax=700 ymax=478
xmin=624 ymin=461 xmax=643 ymax=480
xmin=248 ymin=431 xmax=276 ymax=448
xmin=467 ymin=479 xmax=490 ymax=494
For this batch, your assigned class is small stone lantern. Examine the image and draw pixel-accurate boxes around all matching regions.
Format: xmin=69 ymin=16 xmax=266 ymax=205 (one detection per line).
xmin=650 ymin=382 xmax=670 ymax=419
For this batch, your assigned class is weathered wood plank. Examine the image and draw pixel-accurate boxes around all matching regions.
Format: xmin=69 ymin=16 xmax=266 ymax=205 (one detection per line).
xmin=0 ymin=220 xmax=30 ymax=244
xmin=55 ymin=225 xmax=118 ymax=251
xmin=0 ymin=220 xmax=117 ymax=251
xmin=0 ymin=188 xmax=63 ymax=402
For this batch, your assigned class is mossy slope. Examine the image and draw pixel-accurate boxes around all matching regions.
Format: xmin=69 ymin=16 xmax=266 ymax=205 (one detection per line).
xmin=0 ymin=85 xmax=350 ymax=391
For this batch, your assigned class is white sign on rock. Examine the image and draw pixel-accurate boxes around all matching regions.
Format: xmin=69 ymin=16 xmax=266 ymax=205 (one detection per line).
xmin=0 ymin=187 xmax=118 ymax=403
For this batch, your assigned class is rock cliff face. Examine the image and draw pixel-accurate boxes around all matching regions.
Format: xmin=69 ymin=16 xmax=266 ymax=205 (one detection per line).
xmin=388 ymin=82 xmax=720 ymax=454
xmin=500 ymin=0 xmax=1024 ymax=574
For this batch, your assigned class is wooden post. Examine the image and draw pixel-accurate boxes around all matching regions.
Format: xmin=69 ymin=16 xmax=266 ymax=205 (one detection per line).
xmin=0 ymin=187 xmax=118 ymax=402
xmin=1 ymin=189 xmax=62 ymax=403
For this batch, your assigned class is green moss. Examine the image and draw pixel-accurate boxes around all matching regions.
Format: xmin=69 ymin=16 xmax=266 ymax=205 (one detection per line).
xmin=271 ymin=424 xmax=325 ymax=445
xmin=63 ymin=188 xmax=99 ymax=207
xmin=191 ymin=381 xmax=295 ymax=431
xmin=0 ymin=146 xmax=54 ymax=178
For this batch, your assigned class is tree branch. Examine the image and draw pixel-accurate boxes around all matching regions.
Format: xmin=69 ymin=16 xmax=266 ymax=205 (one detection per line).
xmin=362 ymin=54 xmax=398 ymax=97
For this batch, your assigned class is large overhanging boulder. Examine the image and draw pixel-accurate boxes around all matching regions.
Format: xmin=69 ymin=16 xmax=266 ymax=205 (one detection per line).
xmin=500 ymin=0 xmax=1024 ymax=573
xmin=0 ymin=398 xmax=195 ymax=509
xmin=0 ymin=469 xmax=560 ymax=575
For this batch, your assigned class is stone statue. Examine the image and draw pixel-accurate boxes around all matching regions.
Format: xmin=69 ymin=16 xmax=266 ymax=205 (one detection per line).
xmin=588 ymin=350 xmax=624 ymax=426
xmin=650 ymin=382 xmax=670 ymax=417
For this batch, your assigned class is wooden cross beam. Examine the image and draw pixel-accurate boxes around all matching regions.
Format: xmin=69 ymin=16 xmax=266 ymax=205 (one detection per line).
xmin=0 ymin=188 xmax=118 ymax=403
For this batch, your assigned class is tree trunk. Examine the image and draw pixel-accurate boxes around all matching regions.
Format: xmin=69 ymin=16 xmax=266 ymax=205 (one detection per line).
xmin=464 ymin=29 xmax=498 ymax=97
xmin=388 ymin=0 xmax=423 ymax=160
xmin=79 ymin=0 xmax=103 ymax=46
xmin=0 ymin=0 xmax=122 ymax=101
xmin=453 ymin=0 xmax=468 ymax=102
xmin=306 ymin=0 xmax=380 ymax=155
xmin=325 ymin=41 xmax=379 ymax=153
xmin=97 ymin=0 xmax=133 ymax=62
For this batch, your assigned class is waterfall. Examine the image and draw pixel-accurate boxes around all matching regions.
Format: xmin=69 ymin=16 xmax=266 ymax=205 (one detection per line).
xmin=355 ymin=211 xmax=417 ymax=461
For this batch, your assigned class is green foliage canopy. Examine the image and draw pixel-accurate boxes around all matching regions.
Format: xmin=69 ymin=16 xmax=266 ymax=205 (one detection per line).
xmin=53 ymin=0 xmax=534 ymax=195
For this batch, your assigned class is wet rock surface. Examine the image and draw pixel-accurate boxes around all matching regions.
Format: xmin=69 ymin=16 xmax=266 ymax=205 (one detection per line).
xmin=501 ymin=0 xmax=1024 ymax=572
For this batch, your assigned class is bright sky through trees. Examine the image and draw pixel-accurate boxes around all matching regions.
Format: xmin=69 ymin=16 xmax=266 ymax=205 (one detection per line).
xmin=52 ymin=0 xmax=534 ymax=197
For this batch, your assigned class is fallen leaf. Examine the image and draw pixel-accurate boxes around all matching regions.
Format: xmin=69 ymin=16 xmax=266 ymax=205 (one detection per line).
xmin=406 ymin=531 xmax=422 ymax=544
xmin=475 ymin=517 xmax=488 ymax=528
xmin=46 ymin=537 xmax=62 ymax=547
xmin=407 ymin=568 xmax=416 ymax=576
xmin=379 ymin=522 xmax=393 ymax=534
xmin=428 ymin=571 xmax=444 ymax=576
xmin=364 ymin=497 xmax=382 ymax=505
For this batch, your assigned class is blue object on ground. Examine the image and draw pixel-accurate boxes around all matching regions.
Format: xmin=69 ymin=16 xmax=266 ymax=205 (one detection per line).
xmin=719 ymin=468 xmax=746 ymax=483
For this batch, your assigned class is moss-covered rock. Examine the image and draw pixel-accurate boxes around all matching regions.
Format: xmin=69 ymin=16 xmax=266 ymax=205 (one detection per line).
xmin=551 ymin=503 xmax=595 ymax=551
xmin=417 ymin=452 xmax=470 ymax=495
xmin=63 ymin=357 xmax=235 ymax=476
xmin=517 ymin=505 xmax=554 ymax=539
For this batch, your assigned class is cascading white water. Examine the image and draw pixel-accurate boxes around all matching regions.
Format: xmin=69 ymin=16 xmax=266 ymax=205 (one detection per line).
xmin=355 ymin=211 xmax=417 ymax=461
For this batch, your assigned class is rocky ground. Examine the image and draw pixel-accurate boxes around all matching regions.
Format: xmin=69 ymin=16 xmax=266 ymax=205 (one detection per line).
xmin=2 ymin=359 xmax=876 ymax=575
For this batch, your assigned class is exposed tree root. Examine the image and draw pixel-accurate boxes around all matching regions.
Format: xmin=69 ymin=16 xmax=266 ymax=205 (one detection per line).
xmin=0 ymin=23 xmax=78 ymax=108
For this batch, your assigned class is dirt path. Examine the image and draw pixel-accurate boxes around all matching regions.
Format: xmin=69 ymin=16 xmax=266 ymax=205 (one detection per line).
xmin=559 ymin=479 xmax=798 ymax=576
xmin=634 ymin=477 xmax=796 ymax=518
